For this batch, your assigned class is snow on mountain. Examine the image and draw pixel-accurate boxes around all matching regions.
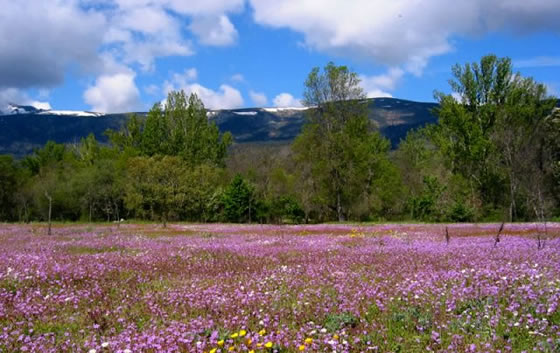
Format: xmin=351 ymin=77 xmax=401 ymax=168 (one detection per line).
xmin=1 ymin=103 xmax=41 ymax=115
xmin=37 ymin=110 xmax=105 ymax=117
xmin=0 ymin=103 xmax=105 ymax=117
xmin=233 ymin=111 xmax=258 ymax=116
xmin=262 ymin=107 xmax=308 ymax=113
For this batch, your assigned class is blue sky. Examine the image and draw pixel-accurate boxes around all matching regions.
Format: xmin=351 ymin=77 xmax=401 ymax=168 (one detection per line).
xmin=1 ymin=0 xmax=559 ymax=113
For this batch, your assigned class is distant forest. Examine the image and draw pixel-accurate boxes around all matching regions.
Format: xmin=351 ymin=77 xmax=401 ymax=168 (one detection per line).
xmin=1 ymin=55 xmax=559 ymax=225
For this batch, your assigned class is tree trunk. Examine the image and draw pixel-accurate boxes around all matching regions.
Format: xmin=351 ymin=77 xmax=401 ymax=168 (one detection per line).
xmin=45 ymin=191 xmax=52 ymax=235
xmin=336 ymin=191 xmax=345 ymax=222
xmin=115 ymin=201 xmax=120 ymax=228
xmin=248 ymin=197 xmax=252 ymax=224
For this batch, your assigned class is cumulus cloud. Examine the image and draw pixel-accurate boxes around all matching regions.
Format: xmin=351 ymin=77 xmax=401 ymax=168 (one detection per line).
xmin=249 ymin=0 xmax=560 ymax=75
xmin=83 ymin=72 xmax=141 ymax=113
xmin=0 ymin=88 xmax=51 ymax=113
xmin=106 ymin=5 xmax=193 ymax=71
xmin=95 ymin=0 xmax=244 ymax=68
xmin=164 ymin=69 xmax=244 ymax=109
xmin=273 ymin=93 xmax=302 ymax=107
xmin=249 ymin=90 xmax=268 ymax=106
xmin=360 ymin=68 xmax=404 ymax=98
xmin=190 ymin=15 xmax=238 ymax=46
xmin=162 ymin=0 xmax=245 ymax=16
xmin=0 ymin=0 xmax=105 ymax=89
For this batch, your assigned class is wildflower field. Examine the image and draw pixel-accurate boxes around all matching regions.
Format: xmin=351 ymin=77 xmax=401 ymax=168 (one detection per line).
xmin=1 ymin=223 xmax=559 ymax=353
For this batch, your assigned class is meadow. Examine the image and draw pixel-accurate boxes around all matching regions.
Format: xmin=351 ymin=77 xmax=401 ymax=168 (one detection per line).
xmin=0 ymin=223 xmax=559 ymax=353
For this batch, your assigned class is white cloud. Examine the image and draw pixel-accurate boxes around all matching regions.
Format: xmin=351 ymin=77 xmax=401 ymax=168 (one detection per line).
xmin=30 ymin=101 xmax=52 ymax=110
xmin=273 ymin=93 xmax=302 ymax=107
xmin=360 ymin=68 xmax=404 ymax=98
xmin=249 ymin=90 xmax=268 ymax=106
xmin=162 ymin=0 xmax=245 ymax=16
xmin=0 ymin=88 xmax=51 ymax=113
xmin=0 ymin=0 xmax=106 ymax=88
xmin=249 ymin=0 xmax=560 ymax=75
xmin=84 ymin=72 xmax=141 ymax=113
xmin=96 ymin=0 xmax=243 ymax=68
xmin=190 ymin=15 xmax=238 ymax=46
xmin=184 ymin=84 xmax=244 ymax=109
xmin=164 ymin=70 xmax=244 ymax=109
xmin=514 ymin=56 xmax=560 ymax=68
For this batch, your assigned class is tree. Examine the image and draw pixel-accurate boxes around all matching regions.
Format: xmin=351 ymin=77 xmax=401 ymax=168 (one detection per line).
xmin=293 ymin=62 xmax=391 ymax=221
xmin=110 ymin=90 xmax=232 ymax=167
xmin=0 ymin=156 xmax=19 ymax=221
xmin=432 ymin=54 xmax=557 ymax=220
xmin=223 ymin=175 xmax=254 ymax=223
xmin=124 ymin=156 xmax=189 ymax=227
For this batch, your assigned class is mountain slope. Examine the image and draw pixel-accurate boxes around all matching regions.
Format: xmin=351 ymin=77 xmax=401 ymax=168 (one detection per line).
xmin=2 ymin=98 xmax=439 ymax=157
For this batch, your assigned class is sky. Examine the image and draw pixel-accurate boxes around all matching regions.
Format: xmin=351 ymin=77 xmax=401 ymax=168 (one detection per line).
xmin=0 ymin=0 xmax=559 ymax=113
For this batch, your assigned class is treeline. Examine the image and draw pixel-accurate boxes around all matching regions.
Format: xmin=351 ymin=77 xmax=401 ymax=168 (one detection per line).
xmin=1 ymin=55 xmax=559 ymax=224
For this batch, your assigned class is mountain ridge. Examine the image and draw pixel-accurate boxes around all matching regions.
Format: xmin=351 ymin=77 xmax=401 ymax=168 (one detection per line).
xmin=2 ymin=97 xmax=557 ymax=158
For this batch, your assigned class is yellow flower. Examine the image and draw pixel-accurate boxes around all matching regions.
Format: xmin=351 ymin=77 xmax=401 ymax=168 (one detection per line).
xmin=304 ymin=338 xmax=313 ymax=344
xmin=230 ymin=332 xmax=239 ymax=339
xmin=256 ymin=343 xmax=263 ymax=348
xmin=228 ymin=346 xmax=235 ymax=351
xmin=249 ymin=351 xmax=255 ymax=353
xmin=246 ymin=338 xmax=252 ymax=345
xmin=210 ymin=349 xmax=217 ymax=353
xmin=258 ymin=329 xmax=266 ymax=336
xmin=265 ymin=342 xmax=273 ymax=348
xmin=217 ymin=340 xmax=224 ymax=346
xmin=299 ymin=345 xmax=306 ymax=351
xmin=239 ymin=329 xmax=247 ymax=337
xmin=333 ymin=334 xmax=339 ymax=340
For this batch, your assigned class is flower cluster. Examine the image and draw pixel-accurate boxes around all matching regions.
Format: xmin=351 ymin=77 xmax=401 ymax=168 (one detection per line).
xmin=0 ymin=223 xmax=558 ymax=352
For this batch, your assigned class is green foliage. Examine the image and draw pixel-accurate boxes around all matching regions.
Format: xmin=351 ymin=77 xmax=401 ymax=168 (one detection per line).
xmin=112 ymin=91 xmax=232 ymax=167
xmin=0 ymin=155 xmax=21 ymax=221
xmin=431 ymin=54 xmax=558 ymax=220
xmin=223 ymin=175 xmax=255 ymax=223
xmin=294 ymin=62 xmax=393 ymax=222
xmin=124 ymin=155 xmax=189 ymax=226
xmin=1 ymin=56 xmax=558 ymax=224
xmin=409 ymin=176 xmax=445 ymax=221
xmin=324 ymin=312 xmax=359 ymax=332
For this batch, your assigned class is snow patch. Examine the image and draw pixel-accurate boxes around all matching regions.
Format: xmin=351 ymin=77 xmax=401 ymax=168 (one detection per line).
xmin=233 ymin=111 xmax=258 ymax=116
xmin=37 ymin=110 xmax=105 ymax=117
xmin=262 ymin=107 xmax=308 ymax=113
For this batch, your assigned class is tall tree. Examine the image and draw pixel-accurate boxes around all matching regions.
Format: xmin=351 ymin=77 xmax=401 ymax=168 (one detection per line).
xmin=293 ymin=62 xmax=390 ymax=221
xmin=110 ymin=90 xmax=232 ymax=167
xmin=432 ymin=54 xmax=557 ymax=220
xmin=0 ymin=156 xmax=19 ymax=221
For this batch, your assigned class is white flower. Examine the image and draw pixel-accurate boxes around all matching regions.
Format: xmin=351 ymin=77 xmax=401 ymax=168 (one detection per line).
xmin=88 ymin=350 xmax=97 ymax=353
xmin=320 ymin=328 xmax=327 ymax=333
xmin=124 ymin=349 xmax=132 ymax=353
xmin=101 ymin=342 xmax=109 ymax=348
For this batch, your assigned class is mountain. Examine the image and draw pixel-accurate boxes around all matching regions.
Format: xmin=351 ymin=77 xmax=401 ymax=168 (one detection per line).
xmin=1 ymin=98 xmax=439 ymax=157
